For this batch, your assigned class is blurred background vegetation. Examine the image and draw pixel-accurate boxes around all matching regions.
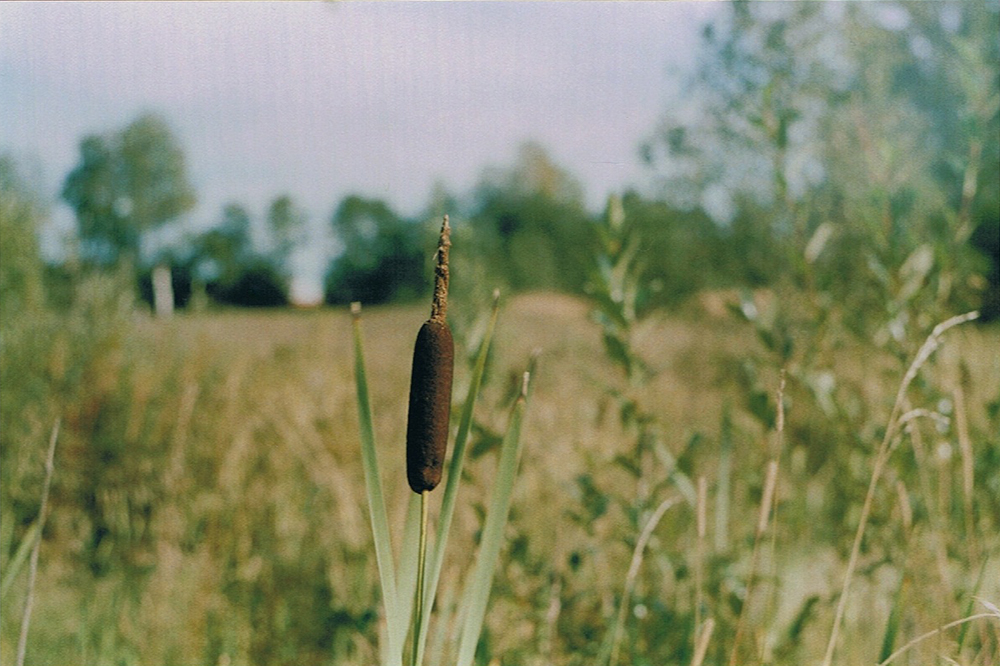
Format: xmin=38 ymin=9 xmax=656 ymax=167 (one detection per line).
xmin=8 ymin=4 xmax=997 ymax=319
xmin=1 ymin=2 xmax=998 ymax=665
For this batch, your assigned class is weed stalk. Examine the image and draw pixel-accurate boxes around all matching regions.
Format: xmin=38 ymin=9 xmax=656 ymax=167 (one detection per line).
xmin=820 ymin=311 xmax=979 ymax=666
xmin=16 ymin=418 xmax=60 ymax=666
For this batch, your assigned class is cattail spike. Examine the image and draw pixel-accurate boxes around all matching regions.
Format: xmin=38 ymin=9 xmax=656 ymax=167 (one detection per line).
xmin=407 ymin=215 xmax=455 ymax=494
xmin=430 ymin=216 xmax=451 ymax=322
xmin=407 ymin=320 xmax=454 ymax=493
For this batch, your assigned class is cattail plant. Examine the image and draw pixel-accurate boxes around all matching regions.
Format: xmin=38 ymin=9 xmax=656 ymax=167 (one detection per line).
xmin=352 ymin=215 xmax=532 ymax=666
xmin=406 ymin=217 xmax=454 ymax=666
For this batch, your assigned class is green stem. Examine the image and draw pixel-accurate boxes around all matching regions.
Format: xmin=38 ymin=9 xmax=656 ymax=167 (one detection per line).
xmin=412 ymin=490 xmax=429 ymax=666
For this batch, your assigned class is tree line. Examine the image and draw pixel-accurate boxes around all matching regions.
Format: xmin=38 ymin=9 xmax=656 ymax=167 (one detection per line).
xmin=4 ymin=1 xmax=997 ymax=321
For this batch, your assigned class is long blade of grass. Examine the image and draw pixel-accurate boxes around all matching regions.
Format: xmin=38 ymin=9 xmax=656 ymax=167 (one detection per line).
xmin=878 ymin=572 xmax=906 ymax=663
xmin=715 ymin=402 xmax=734 ymax=553
xmin=691 ymin=618 xmax=716 ymax=666
xmin=427 ymin=577 xmax=457 ymax=666
xmin=605 ymin=494 xmax=682 ymax=666
xmin=876 ymin=612 xmax=999 ymax=666
xmin=454 ymin=372 xmax=531 ymax=666
xmin=415 ymin=291 xmax=501 ymax=663
xmin=879 ymin=490 xmax=914 ymax=664
xmin=821 ymin=310 xmax=979 ymax=666
xmin=0 ymin=522 xmax=40 ymax=602
xmin=957 ymin=553 xmax=991 ymax=651
xmin=352 ymin=303 xmax=402 ymax=666
xmin=16 ymin=418 xmax=59 ymax=666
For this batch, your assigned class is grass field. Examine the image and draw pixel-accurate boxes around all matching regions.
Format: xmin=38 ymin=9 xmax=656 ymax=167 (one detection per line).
xmin=1 ymin=290 xmax=998 ymax=665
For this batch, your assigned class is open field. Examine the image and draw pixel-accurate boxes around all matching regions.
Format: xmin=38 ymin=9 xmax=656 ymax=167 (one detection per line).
xmin=2 ymin=291 xmax=998 ymax=665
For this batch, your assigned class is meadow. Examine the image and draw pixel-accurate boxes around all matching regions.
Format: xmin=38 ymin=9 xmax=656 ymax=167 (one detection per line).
xmin=3 ymin=3 xmax=998 ymax=662
xmin=1 ymin=281 xmax=997 ymax=665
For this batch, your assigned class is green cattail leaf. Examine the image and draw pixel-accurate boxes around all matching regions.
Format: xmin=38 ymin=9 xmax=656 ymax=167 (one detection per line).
xmin=426 ymin=577 xmax=457 ymax=666
xmin=392 ymin=492 xmax=422 ymax=659
xmin=415 ymin=293 xmax=501 ymax=664
xmin=352 ymin=306 xmax=403 ymax=666
xmin=455 ymin=374 xmax=530 ymax=666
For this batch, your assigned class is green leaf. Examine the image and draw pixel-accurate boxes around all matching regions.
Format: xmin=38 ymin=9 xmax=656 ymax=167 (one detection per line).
xmin=455 ymin=375 xmax=531 ymax=666
xmin=602 ymin=332 xmax=633 ymax=376
xmin=0 ymin=521 xmax=40 ymax=603
xmin=352 ymin=306 xmax=403 ymax=666
xmin=878 ymin=573 xmax=905 ymax=662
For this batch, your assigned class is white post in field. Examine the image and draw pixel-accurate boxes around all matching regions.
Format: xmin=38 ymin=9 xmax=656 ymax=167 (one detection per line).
xmin=153 ymin=264 xmax=174 ymax=318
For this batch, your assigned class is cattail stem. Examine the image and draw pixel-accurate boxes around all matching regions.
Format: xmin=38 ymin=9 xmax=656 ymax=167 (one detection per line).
xmin=695 ymin=475 xmax=707 ymax=646
xmin=412 ymin=490 xmax=430 ymax=666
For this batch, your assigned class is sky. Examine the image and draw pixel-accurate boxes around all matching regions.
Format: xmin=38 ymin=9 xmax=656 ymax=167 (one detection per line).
xmin=1 ymin=1 xmax=721 ymax=303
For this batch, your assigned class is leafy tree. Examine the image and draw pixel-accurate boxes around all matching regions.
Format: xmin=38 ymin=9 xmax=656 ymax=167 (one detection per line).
xmin=61 ymin=113 xmax=196 ymax=267
xmin=195 ymin=203 xmax=253 ymax=286
xmin=324 ymin=195 xmax=427 ymax=305
xmin=192 ymin=202 xmax=288 ymax=307
xmin=637 ymin=0 xmax=1000 ymax=559
xmin=644 ymin=1 xmax=998 ymax=329
xmin=468 ymin=142 xmax=595 ymax=294
xmin=612 ymin=191 xmax=725 ymax=309
xmin=207 ymin=260 xmax=288 ymax=307
xmin=266 ymin=193 xmax=306 ymax=283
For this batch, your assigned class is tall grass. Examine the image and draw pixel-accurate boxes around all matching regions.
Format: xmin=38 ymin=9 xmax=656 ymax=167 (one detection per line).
xmin=1 ymin=277 xmax=996 ymax=664
xmin=822 ymin=310 xmax=982 ymax=666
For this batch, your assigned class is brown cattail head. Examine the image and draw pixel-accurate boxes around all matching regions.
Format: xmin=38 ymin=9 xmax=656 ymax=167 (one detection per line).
xmin=406 ymin=216 xmax=454 ymax=493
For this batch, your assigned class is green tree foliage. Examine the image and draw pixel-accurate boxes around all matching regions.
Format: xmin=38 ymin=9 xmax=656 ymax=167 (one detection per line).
xmin=0 ymin=155 xmax=45 ymax=318
xmin=266 ymin=194 xmax=307 ymax=288
xmin=324 ymin=195 xmax=427 ymax=305
xmin=196 ymin=203 xmax=253 ymax=287
xmin=611 ymin=191 xmax=725 ymax=309
xmin=192 ymin=202 xmax=288 ymax=307
xmin=644 ymin=0 xmax=999 ymax=327
xmin=631 ymin=3 xmax=1000 ymax=580
xmin=468 ymin=142 xmax=595 ymax=294
xmin=62 ymin=113 xmax=196 ymax=268
xmin=139 ymin=196 xmax=300 ymax=310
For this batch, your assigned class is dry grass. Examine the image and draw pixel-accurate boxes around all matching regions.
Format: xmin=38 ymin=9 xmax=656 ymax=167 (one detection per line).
xmin=1 ymin=292 xmax=998 ymax=665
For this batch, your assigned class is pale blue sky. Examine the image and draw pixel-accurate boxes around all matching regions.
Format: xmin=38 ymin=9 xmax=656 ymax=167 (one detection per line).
xmin=1 ymin=1 xmax=720 ymax=301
